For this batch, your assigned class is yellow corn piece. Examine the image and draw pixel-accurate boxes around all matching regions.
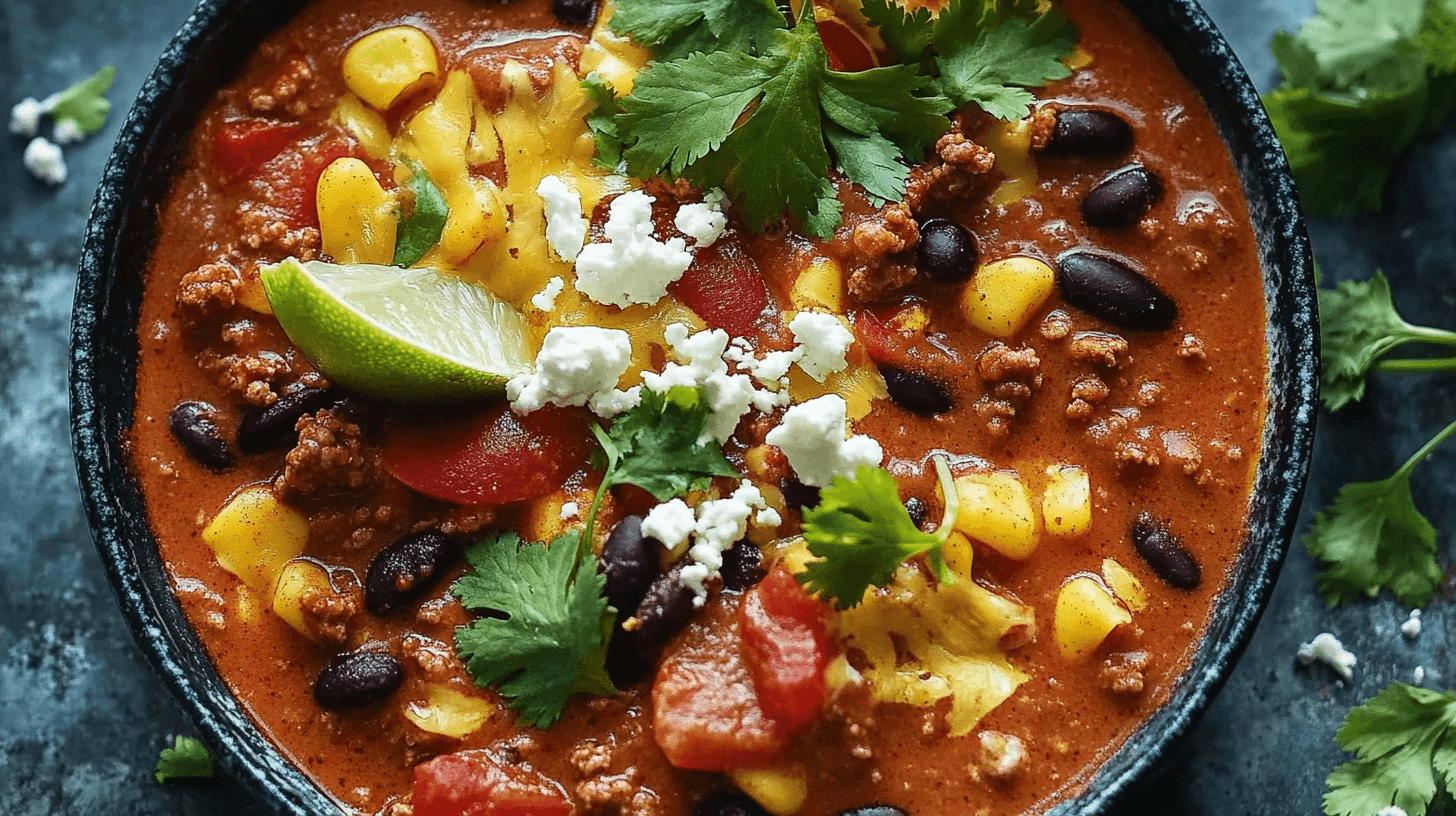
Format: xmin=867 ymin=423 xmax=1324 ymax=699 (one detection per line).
xmin=962 ymin=256 xmax=1056 ymax=338
xmin=984 ymin=118 xmax=1038 ymax=207
xmin=343 ymin=25 xmax=440 ymax=111
xmin=202 ymin=485 xmax=309 ymax=595
xmin=1041 ymin=465 xmax=1091 ymax=537
xmin=329 ymin=93 xmax=391 ymax=160
xmin=236 ymin=264 xmax=272 ymax=314
xmin=730 ymin=767 xmax=808 ymax=816
xmin=398 ymin=70 xmax=476 ymax=192
xmin=1102 ymin=558 xmax=1149 ymax=612
xmin=519 ymin=488 xmax=586 ymax=543
xmin=465 ymin=102 xmax=500 ymax=165
xmin=943 ymin=530 xmax=975 ymax=579
xmin=271 ymin=558 xmax=333 ymax=638
xmin=405 ymin=686 xmax=494 ymax=738
xmin=436 ymin=176 xmax=509 ymax=267
xmin=1054 ymin=576 xmax=1132 ymax=662
xmin=790 ymin=258 xmax=844 ymax=313
xmin=950 ymin=471 xmax=1039 ymax=560
xmin=580 ymin=1 xmax=650 ymax=94
xmin=316 ymin=157 xmax=397 ymax=265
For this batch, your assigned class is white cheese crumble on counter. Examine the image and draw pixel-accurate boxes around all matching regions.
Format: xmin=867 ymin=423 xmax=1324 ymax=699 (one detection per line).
xmin=789 ymin=311 xmax=855 ymax=382
xmin=766 ymin=394 xmax=883 ymax=488
xmin=23 ymin=137 xmax=66 ymax=185
xmin=575 ymin=190 xmax=692 ymax=307
xmin=1296 ymin=632 xmax=1357 ymax=681
xmin=530 ymin=276 xmax=566 ymax=311
xmin=679 ymin=482 xmax=769 ymax=606
xmin=10 ymin=96 xmax=50 ymax=137
xmin=53 ymin=118 xmax=85 ymax=145
xmin=559 ymin=501 xmax=579 ymax=520
xmin=537 ymin=176 xmax=588 ymax=262
xmin=674 ymin=198 xmax=727 ymax=247
xmin=642 ymin=498 xmax=695 ymax=551
xmin=642 ymin=323 xmax=787 ymax=444
xmin=1415 ymin=666 xmax=1427 ymax=685
xmin=507 ymin=326 xmax=632 ymax=414
xmin=1376 ymin=807 xmax=1409 ymax=816
xmin=1401 ymin=608 xmax=1422 ymax=639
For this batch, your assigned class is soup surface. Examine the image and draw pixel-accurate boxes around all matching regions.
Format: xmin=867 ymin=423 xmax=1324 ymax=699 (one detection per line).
xmin=130 ymin=1 xmax=1268 ymax=814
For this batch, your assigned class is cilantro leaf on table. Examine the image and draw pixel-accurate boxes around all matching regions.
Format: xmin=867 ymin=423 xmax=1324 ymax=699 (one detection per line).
xmin=50 ymin=66 xmax=117 ymax=136
xmin=609 ymin=0 xmax=786 ymax=62
xmin=592 ymin=385 xmax=737 ymax=502
xmin=933 ymin=0 xmax=1078 ymax=120
xmin=797 ymin=457 xmax=959 ymax=610
xmin=392 ymin=159 xmax=449 ymax=268
xmin=154 ymin=735 xmax=214 ymax=783
xmin=1319 ymin=272 xmax=1456 ymax=411
xmin=582 ymin=72 xmax=624 ymax=170
xmin=1323 ymin=683 xmax=1456 ymax=816
xmin=453 ymin=531 xmax=616 ymax=728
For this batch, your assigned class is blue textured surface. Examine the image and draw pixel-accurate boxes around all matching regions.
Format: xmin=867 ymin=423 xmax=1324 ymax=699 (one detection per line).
xmin=3 ymin=0 xmax=1453 ymax=814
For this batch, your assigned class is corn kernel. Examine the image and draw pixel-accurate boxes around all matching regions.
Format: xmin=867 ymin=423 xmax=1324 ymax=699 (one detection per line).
xmin=398 ymin=70 xmax=475 ymax=188
xmin=961 ymin=256 xmax=1056 ymax=338
xmin=1041 ymin=465 xmax=1091 ymax=537
xmin=271 ymin=558 xmax=333 ymax=638
xmin=943 ymin=530 xmax=975 ymax=578
xmin=343 ymin=25 xmax=440 ymax=111
xmin=202 ymin=485 xmax=309 ymax=595
xmin=950 ymin=471 xmax=1039 ymax=560
xmin=790 ymin=258 xmax=844 ymax=312
xmin=436 ymin=176 xmax=509 ymax=267
xmin=730 ymin=767 xmax=807 ymax=816
xmin=316 ymin=157 xmax=397 ymax=265
xmin=1054 ymin=576 xmax=1132 ymax=662
xmin=1102 ymin=558 xmax=1149 ymax=612
xmin=329 ymin=94 xmax=391 ymax=160
xmin=405 ymin=686 xmax=494 ymax=738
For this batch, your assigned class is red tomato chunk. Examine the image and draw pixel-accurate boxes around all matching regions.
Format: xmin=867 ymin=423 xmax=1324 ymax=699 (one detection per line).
xmin=740 ymin=565 xmax=834 ymax=734
xmin=413 ymin=751 xmax=571 ymax=816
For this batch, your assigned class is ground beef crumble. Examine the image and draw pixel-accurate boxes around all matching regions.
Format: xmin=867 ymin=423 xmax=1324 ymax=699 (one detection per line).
xmin=1099 ymin=651 xmax=1150 ymax=695
xmin=198 ymin=349 xmax=294 ymax=406
xmin=903 ymin=121 xmax=996 ymax=212
xmin=1069 ymin=332 xmax=1130 ymax=367
xmin=276 ymin=407 xmax=384 ymax=501
xmin=177 ymin=262 xmax=241 ymax=318
xmin=973 ymin=342 xmax=1043 ymax=437
xmin=830 ymin=202 xmax=921 ymax=303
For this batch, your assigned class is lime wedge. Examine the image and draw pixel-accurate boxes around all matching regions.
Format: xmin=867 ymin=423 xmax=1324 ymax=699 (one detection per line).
xmin=260 ymin=258 xmax=534 ymax=402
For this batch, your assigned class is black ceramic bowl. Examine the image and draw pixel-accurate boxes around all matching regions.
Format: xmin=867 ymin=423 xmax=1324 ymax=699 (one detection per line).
xmin=69 ymin=1 xmax=1318 ymax=813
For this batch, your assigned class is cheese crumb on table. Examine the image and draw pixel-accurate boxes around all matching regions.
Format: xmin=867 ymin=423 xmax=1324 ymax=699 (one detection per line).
xmin=1376 ymin=807 xmax=1409 ymax=816
xmin=1296 ymin=632 xmax=1357 ymax=681
xmin=1401 ymin=608 xmax=1422 ymax=639
xmin=23 ymin=137 xmax=67 ymax=185
xmin=537 ymin=175 xmax=588 ymax=262
xmin=641 ymin=499 xmax=695 ymax=551
xmin=10 ymin=97 xmax=49 ymax=137
xmin=789 ymin=311 xmax=854 ymax=383
xmin=507 ymin=326 xmax=632 ymax=414
xmin=765 ymin=394 xmax=883 ymax=488
xmin=52 ymin=118 xmax=85 ymax=145
xmin=530 ymin=276 xmax=566 ymax=311
xmin=575 ymin=190 xmax=692 ymax=307
xmin=1415 ymin=666 xmax=1426 ymax=685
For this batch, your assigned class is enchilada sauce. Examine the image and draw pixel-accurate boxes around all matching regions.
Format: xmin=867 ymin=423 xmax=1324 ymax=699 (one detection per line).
xmin=129 ymin=0 xmax=1268 ymax=813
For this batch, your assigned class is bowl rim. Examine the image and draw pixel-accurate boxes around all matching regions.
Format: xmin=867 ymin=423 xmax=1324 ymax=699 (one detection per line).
xmin=69 ymin=1 xmax=1317 ymax=814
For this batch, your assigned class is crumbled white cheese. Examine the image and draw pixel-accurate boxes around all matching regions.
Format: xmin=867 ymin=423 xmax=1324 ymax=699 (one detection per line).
xmin=537 ymin=175 xmax=588 ymax=262
xmin=789 ymin=311 xmax=855 ymax=383
xmin=1401 ymin=609 xmax=1422 ymax=639
xmin=1376 ymin=807 xmax=1409 ymax=816
xmin=575 ymin=190 xmax=692 ymax=307
xmin=641 ymin=323 xmax=785 ymax=444
xmin=680 ymin=482 xmax=768 ymax=606
xmin=756 ymin=507 xmax=782 ymax=528
xmin=978 ymin=731 xmax=1026 ymax=780
xmin=588 ymin=386 xmax=642 ymax=419
xmin=1297 ymin=632 xmax=1357 ymax=681
xmin=1415 ymin=666 xmax=1427 ymax=685
xmin=507 ymin=326 xmax=632 ymax=414
xmin=9 ymin=96 xmax=49 ymax=137
xmin=766 ymin=394 xmax=884 ymax=488
xmin=641 ymin=498 xmax=695 ymax=551
xmin=559 ymin=501 xmax=579 ymax=521
xmin=674 ymin=200 xmax=727 ymax=247
xmin=530 ymin=276 xmax=566 ymax=311
xmin=724 ymin=337 xmax=800 ymax=386
xmin=23 ymin=137 xmax=66 ymax=185
xmin=52 ymin=118 xmax=85 ymax=145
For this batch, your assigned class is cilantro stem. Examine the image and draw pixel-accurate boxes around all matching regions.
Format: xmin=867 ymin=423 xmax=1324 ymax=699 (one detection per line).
xmin=1375 ymin=356 xmax=1456 ymax=374
xmin=932 ymin=454 xmax=958 ymax=543
xmin=1401 ymin=324 xmax=1456 ymax=348
xmin=1394 ymin=418 xmax=1456 ymax=480
xmin=579 ymin=421 xmax=619 ymax=572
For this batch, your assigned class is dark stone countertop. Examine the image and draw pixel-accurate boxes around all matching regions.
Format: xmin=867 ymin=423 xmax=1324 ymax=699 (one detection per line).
xmin=1 ymin=0 xmax=1452 ymax=813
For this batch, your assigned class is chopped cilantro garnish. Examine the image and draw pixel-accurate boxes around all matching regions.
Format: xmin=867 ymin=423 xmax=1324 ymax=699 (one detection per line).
xmin=391 ymin=159 xmax=449 ymax=268
xmin=51 ymin=66 xmax=117 ymax=136
xmin=1323 ymin=682 xmax=1456 ymax=816
xmin=610 ymin=0 xmax=786 ymax=62
xmin=931 ymin=0 xmax=1077 ymax=120
xmin=154 ymin=735 xmax=214 ymax=783
xmin=860 ymin=0 xmax=936 ymax=67
xmin=797 ymin=455 xmax=959 ymax=609
xmin=582 ymin=72 xmax=625 ymax=170
xmin=452 ymin=531 xmax=616 ymax=729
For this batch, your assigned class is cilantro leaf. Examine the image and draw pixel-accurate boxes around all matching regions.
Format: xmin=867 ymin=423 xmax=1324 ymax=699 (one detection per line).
xmin=50 ymin=66 xmax=117 ymax=136
xmin=154 ymin=735 xmax=214 ymax=783
xmin=820 ymin=65 xmax=955 ymax=202
xmin=797 ymin=458 xmax=958 ymax=610
xmin=933 ymin=0 xmax=1077 ymax=120
xmin=859 ymin=0 xmax=936 ymax=66
xmin=1323 ymin=683 xmax=1456 ymax=816
xmin=453 ymin=531 xmax=616 ymax=728
xmin=1319 ymin=272 xmax=1456 ymax=411
xmin=392 ymin=159 xmax=449 ymax=268
xmin=609 ymin=0 xmax=786 ymax=61
xmin=593 ymin=385 xmax=737 ymax=502
xmin=1304 ymin=418 xmax=1456 ymax=607
xmin=1421 ymin=0 xmax=1456 ymax=75
xmin=582 ymin=72 xmax=625 ymax=170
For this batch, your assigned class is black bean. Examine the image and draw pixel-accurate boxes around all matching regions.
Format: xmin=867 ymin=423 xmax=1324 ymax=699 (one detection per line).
xmin=1082 ymin=165 xmax=1162 ymax=230
xmin=781 ymin=479 xmax=821 ymax=511
xmin=839 ymin=808 xmax=907 ymax=816
xmin=313 ymin=651 xmax=404 ymax=709
xmin=1056 ymin=251 xmax=1177 ymax=331
xmin=1043 ymin=109 xmax=1133 ymax=156
xmin=365 ymin=530 xmax=464 ymax=615
xmin=720 ymin=540 xmax=765 ymax=592
xmin=626 ymin=564 xmax=696 ymax=661
xmin=168 ymin=401 xmax=233 ymax=470
xmin=916 ymin=218 xmax=978 ymax=284
xmin=236 ymin=386 xmax=340 ymax=454
xmin=1130 ymin=512 xmax=1201 ymax=589
xmin=880 ymin=366 xmax=953 ymax=416
xmin=904 ymin=497 xmax=928 ymax=530
xmin=600 ymin=516 xmax=658 ymax=615
xmin=552 ymin=0 xmax=597 ymax=25
xmin=695 ymin=791 xmax=772 ymax=816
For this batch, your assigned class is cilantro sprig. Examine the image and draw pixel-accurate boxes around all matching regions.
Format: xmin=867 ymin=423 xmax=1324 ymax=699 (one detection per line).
xmin=1323 ymin=682 xmax=1456 ymax=816
xmin=1263 ymin=0 xmax=1456 ymax=218
xmin=154 ymin=735 xmax=214 ymax=783
xmin=1306 ymin=271 xmax=1456 ymax=606
xmin=51 ymin=66 xmax=117 ymax=137
xmin=392 ymin=159 xmax=450 ymax=268
xmin=797 ymin=455 xmax=959 ymax=609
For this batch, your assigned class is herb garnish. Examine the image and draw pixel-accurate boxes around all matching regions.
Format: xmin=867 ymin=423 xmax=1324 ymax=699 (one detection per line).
xmin=1322 ymin=682 xmax=1456 ymax=816
xmin=797 ymin=455 xmax=959 ymax=609
xmin=1319 ymin=272 xmax=1456 ymax=411
xmin=154 ymin=735 xmax=214 ymax=783
xmin=391 ymin=159 xmax=450 ymax=268
xmin=609 ymin=0 xmax=787 ymax=62
xmin=582 ymin=72 xmax=625 ymax=171
xmin=51 ymin=66 xmax=117 ymax=137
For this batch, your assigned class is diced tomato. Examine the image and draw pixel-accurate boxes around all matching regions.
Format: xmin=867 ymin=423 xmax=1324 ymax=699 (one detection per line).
xmin=850 ymin=301 xmax=934 ymax=367
xmin=413 ymin=751 xmax=571 ymax=816
xmin=669 ymin=235 xmax=773 ymax=339
xmin=652 ymin=603 xmax=787 ymax=771
xmin=816 ymin=14 xmax=879 ymax=73
xmin=739 ymin=565 xmax=835 ymax=734
xmin=213 ymin=119 xmax=305 ymax=181
xmin=252 ymin=131 xmax=362 ymax=228
xmin=383 ymin=403 xmax=593 ymax=506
